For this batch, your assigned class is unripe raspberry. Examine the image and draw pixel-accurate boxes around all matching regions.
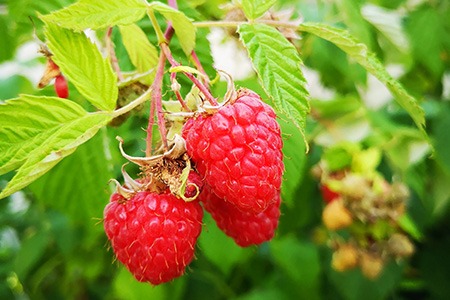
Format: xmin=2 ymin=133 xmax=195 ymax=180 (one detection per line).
xmin=183 ymin=89 xmax=284 ymax=213
xmin=360 ymin=252 xmax=384 ymax=280
xmin=200 ymin=186 xmax=280 ymax=247
xmin=320 ymin=184 xmax=340 ymax=203
xmin=54 ymin=75 xmax=69 ymax=98
xmin=103 ymin=190 xmax=203 ymax=285
xmin=322 ymin=198 xmax=353 ymax=230
xmin=387 ymin=233 xmax=414 ymax=257
xmin=332 ymin=244 xmax=359 ymax=272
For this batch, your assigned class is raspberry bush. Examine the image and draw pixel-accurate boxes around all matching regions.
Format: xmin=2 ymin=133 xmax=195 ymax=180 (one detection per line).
xmin=1 ymin=0 xmax=449 ymax=299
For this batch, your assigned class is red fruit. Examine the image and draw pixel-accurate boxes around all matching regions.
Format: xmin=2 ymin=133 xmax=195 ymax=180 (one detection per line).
xmin=320 ymin=184 xmax=340 ymax=203
xmin=184 ymin=171 xmax=204 ymax=199
xmin=103 ymin=190 xmax=203 ymax=285
xmin=200 ymin=186 xmax=280 ymax=247
xmin=182 ymin=89 xmax=284 ymax=213
xmin=54 ymin=75 xmax=69 ymax=98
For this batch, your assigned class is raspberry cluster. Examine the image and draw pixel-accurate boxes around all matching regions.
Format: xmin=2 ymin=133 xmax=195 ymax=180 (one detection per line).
xmin=103 ymin=89 xmax=283 ymax=285
xmin=183 ymin=89 xmax=284 ymax=246
xmin=313 ymin=147 xmax=414 ymax=280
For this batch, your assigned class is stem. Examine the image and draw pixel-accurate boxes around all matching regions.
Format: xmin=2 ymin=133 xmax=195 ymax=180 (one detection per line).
xmin=191 ymin=51 xmax=209 ymax=86
xmin=148 ymin=9 xmax=166 ymax=44
xmin=149 ymin=51 xmax=169 ymax=153
xmin=171 ymin=72 xmax=191 ymax=111
xmin=193 ymin=20 xmax=300 ymax=29
xmin=112 ymin=87 xmax=152 ymax=118
xmin=146 ymin=91 xmax=156 ymax=157
xmin=161 ymin=43 xmax=218 ymax=105
xmin=106 ymin=27 xmax=124 ymax=81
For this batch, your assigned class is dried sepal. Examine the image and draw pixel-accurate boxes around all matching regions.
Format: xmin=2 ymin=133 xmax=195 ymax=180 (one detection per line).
xmin=109 ymin=179 xmax=135 ymax=200
xmin=218 ymin=69 xmax=238 ymax=105
xmin=116 ymin=135 xmax=186 ymax=167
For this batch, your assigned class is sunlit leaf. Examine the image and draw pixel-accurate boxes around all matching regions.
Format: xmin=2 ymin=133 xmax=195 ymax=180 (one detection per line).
xmin=0 ymin=95 xmax=112 ymax=199
xmin=299 ymin=22 xmax=426 ymax=135
xmin=41 ymin=0 xmax=147 ymax=31
xmin=238 ymin=23 xmax=310 ymax=144
xmin=44 ymin=22 xmax=118 ymax=111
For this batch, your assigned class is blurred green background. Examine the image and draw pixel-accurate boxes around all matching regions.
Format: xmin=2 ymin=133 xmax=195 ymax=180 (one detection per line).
xmin=1 ymin=0 xmax=450 ymax=299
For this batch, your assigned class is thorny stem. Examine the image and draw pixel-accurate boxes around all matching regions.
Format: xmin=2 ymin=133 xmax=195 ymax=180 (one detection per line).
xmin=106 ymin=27 xmax=124 ymax=81
xmin=145 ymin=25 xmax=176 ymax=156
xmin=145 ymin=0 xmax=218 ymax=156
xmin=149 ymin=51 xmax=169 ymax=154
xmin=160 ymin=42 xmax=218 ymax=106
xmin=191 ymin=51 xmax=209 ymax=86
xmin=146 ymin=89 xmax=156 ymax=157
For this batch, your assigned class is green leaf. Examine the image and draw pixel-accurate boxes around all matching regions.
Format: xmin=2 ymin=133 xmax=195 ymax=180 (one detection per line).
xmin=299 ymin=22 xmax=426 ymax=134
xmin=113 ymin=267 xmax=167 ymax=300
xmin=335 ymin=0 xmax=373 ymax=49
xmin=149 ymin=2 xmax=196 ymax=55
xmin=44 ymin=22 xmax=118 ymax=111
xmin=0 ymin=95 xmax=85 ymax=174
xmin=14 ymin=230 xmax=50 ymax=279
xmin=41 ymin=0 xmax=147 ymax=31
xmin=29 ymin=131 xmax=113 ymax=224
xmin=433 ymin=108 xmax=450 ymax=174
xmin=405 ymin=7 xmax=445 ymax=77
xmin=119 ymin=24 xmax=159 ymax=85
xmin=241 ymin=0 xmax=276 ymax=20
xmin=0 ymin=95 xmax=112 ymax=199
xmin=0 ymin=15 xmax=15 ymax=62
xmin=280 ymin=118 xmax=307 ymax=207
xmin=270 ymin=236 xmax=321 ymax=299
xmin=238 ymin=23 xmax=310 ymax=144
xmin=198 ymin=214 xmax=251 ymax=276
xmin=398 ymin=214 xmax=423 ymax=241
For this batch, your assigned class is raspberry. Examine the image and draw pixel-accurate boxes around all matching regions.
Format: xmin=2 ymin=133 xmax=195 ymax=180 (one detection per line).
xmin=182 ymin=89 xmax=284 ymax=213
xmin=103 ymin=190 xmax=203 ymax=285
xmin=54 ymin=74 xmax=69 ymax=98
xmin=200 ymin=186 xmax=280 ymax=247
xmin=184 ymin=171 xmax=204 ymax=199
xmin=320 ymin=184 xmax=340 ymax=203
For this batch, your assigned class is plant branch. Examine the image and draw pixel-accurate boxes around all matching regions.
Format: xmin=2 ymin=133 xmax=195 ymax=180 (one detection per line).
xmin=160 ymin=43 xmax=218 ymax=105
xmin=146 ymin=89 xmax=156 ymax=157
xmin=193 ymin=20 xmax=300 ymax=29
xmin=105 ymin=27 xmax=124 ymax=81
xmin=148 ymin=9 xmax=166 ymax=44
xmin=112 ymin=87 xmax=152 ymax=118
xmin=190 ymin=51 xmax=209 ymax=86
xmin=148 ymin=51 xmax=169 ymax=154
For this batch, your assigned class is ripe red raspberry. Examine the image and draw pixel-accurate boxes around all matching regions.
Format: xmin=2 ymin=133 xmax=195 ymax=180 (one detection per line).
xmin=320 ymin=184 xmax=340 ymax=204
xmin=182 ymin=89 xmax=284 ymax=213
xmin=200 ymin=186 xmax=280 ymax=247
xmin=54 ymin=74 xmax=69 ymax=98
xmin=184 ymin=171 xmax=204 ymax=199
xmin=103 ymin=190 xmax=203 ymax=285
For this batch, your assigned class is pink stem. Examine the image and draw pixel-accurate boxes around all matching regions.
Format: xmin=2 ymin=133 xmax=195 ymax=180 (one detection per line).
xmin=106 ymin=27 xmax=124 ymax=81
xmin=190 ymin=51 xmax=209 ymax=87
xmin=161 ymin=43 xmax=218 ymax=105
xmin=171 ymin=72 xmax=191 ymax=111
xmin=146 ymin=91 xmax=156 ymax=157
xmin=145 ymin=51 xmax=169 ymax=156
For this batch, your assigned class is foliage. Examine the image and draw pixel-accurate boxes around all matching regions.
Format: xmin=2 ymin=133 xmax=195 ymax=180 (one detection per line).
xmin=0 ymin=0 xmax=449 ymax=299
